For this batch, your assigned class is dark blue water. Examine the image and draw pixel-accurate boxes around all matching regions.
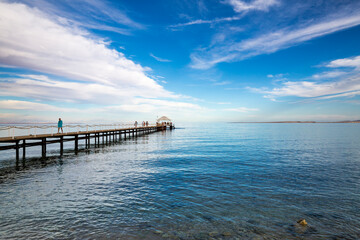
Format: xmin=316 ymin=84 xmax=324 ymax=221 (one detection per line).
xmin=0 ymin=123 xmax=359 ymax=239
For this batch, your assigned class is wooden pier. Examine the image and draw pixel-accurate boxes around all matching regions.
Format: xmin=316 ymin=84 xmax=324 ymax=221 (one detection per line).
xmin=0 ymin=125 xmax=172 ymax=169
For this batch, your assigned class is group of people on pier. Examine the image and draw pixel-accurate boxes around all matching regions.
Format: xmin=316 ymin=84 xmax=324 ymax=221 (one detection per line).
xmin=156 ymin=122 xmax=173 ymax=127
xmin=133 ymin=121 xmax=173 ymax=128
xmin=134 ymin=121 xmax=149 ymax=128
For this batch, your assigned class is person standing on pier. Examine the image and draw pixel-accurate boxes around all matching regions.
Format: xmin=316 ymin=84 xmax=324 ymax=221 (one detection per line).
xmin=58 ymin=118 xmax=63 ymax=133
xmin=146 ymin=121 xmax=148 ymax=127
xmin=134 ymin=121 xmax=138 ymax=128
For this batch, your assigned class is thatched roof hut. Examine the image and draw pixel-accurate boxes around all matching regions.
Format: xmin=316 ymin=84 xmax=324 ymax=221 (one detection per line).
xmin=157 ymin=116 xmax=171 ymax=122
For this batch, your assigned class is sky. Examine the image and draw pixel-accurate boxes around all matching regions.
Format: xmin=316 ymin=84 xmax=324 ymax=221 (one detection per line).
xmin=0 ymin=0 xmax=360 ymax=123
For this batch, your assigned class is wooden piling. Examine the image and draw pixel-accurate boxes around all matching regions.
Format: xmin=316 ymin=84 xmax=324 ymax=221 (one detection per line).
xmin=15 ymin=140 xmax=19 ymax=169
xmin=75 ymin=135 xmax=78 ymax=153
xmin=42 ymin=138 xmax=46 ymax=159
xmin=22 ymin=139 xmax=26 ymax=161
xmin=60 ymin=136 xmax=63 ymax=156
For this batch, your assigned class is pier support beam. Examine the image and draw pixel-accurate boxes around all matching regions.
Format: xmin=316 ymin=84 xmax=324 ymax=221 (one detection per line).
xmin=15 ymin=140 xmax=19 ymax=170
xmin=22 ymin=139 xmax=26 ymax=161
xmin=42 ymin=138 xmax=46 ymax=159
xmin=60 ymin=136 xmax=63 ymax=156
xmin=22 ymin=139 xmax=26 ymax=167
xmin=75 ymin=135 xmax=78 ymax=153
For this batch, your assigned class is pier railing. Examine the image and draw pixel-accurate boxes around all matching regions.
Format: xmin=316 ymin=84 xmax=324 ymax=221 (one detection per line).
xmin=0 ymin=123 xmax=155 ymax=139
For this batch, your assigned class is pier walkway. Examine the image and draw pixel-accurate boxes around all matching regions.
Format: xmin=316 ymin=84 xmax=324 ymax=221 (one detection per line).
xmin=0 ymin=124 xmax=173 ymax=168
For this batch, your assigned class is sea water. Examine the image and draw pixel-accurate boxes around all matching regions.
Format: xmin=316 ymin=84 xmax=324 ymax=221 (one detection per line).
xmin=0 ymin=123 xmax=359 ymax=239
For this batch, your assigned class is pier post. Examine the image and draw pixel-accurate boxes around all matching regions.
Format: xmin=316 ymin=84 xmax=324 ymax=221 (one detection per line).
xmin=22 ymin=139 xmax=26 ymax=161
xmin=60 ymin=136 xmax=63 ymax=156
xmin=16 ymin=140 xmax=19 ymax=169
xmin=75 ymin=135 xmax=78 ymax=153
xmin=85 ymin=134 xmax=88 ymax=148
xmin=95 ymin=133 xmax=97 ymax=145
xmin=42 ymin=138 xmax=46 ymax=159
xmin=22 ymin=139 xmax=26 ymax=167
xmin=106 ymin=132 xmax=108 ymax=144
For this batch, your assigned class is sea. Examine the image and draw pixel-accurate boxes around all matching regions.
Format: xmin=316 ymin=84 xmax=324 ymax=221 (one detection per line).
xmin=0 ymin=123 xmax=359 ymax=239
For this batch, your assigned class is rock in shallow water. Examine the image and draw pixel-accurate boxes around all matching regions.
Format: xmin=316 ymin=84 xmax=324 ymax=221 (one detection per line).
xmin=297 ymin=219 xmax=307 ymax=226
xmin=222 ymin=232 xmax=232 ymax=236
xmin=154 ymin=230 xmax=163 ymax=234
xmin=208 ymin=231 xmax=218 ymax=237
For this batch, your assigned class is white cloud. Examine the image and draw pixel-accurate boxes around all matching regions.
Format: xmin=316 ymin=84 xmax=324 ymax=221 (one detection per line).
xmin=0 ymin=100 xmax=73 ymax=112
xmin=150 ymin=53 xmax=172 ymax=62
xmin=0 ymin=98 xmax=202 ymax=115
xmin=0 ymin=75 xmax=166 ymax=104
xmin=249 ymin=55 xmax=360 ymax=101
xmin=326 ymin=55 xmax=360 ymax=69
xmin=190 ymin=13 xmax=360 ymax=69
xmin=253 ymin=74 xmax=360 ymax=99
xmin=224 ymin=0 xmax=280 ymax=13
xmin=17 ymin=0 xmax=143 ymax=34
xmin=213 ymin=81 xmax=231 ymax=86
xmin=169 ymin=16 xmax=241 ymax=28
xmin=311 ymin=71 xmax=347 ymax=80
xmin=225 ymin=107 xmax=259 ymax=112
xmin=0 ymin=2 xmax=172 ymax=100
xmin=105 ymin=98 xmax=203 ymax=113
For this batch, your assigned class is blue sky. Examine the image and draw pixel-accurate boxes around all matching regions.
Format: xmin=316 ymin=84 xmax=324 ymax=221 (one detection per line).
xmin=1 ymin=0 xmax=360 ymax=123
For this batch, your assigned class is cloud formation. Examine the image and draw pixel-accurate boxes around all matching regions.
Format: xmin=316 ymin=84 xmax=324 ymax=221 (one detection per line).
xmin=17 ymin=0 xmax=143 ymax=34
xmin=190 ymin=13 xmax=360 ymax=69
xmin=250 ymin=55 xmax=360 ymax=100
xmin=150 ymin=53 xmax=172 ymax=62
xmin=171 ymin=0 xmax=278 ymax=29
xmin=327 ymin=55 xmax=360 ymax=69
xmin=224 ymin=0 xmax=280 ymax=13
xmin=225 ymin=107 xmax=259 ymax=112
xmin=0 ymin=2 xmax=172 ymax=100
xmin=169 ymin=16 xmax=241 ymax=28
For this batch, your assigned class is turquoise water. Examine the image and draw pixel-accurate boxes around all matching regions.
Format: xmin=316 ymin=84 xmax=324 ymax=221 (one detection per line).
xmin=0 ymin=123 xmax=359 ymax=239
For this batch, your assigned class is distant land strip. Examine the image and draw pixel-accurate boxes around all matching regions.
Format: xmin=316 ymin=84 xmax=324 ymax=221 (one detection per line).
xmin=230 ymin=120 xmax=360 ymax=123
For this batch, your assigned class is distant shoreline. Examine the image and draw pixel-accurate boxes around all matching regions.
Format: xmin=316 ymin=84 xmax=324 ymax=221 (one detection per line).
xmin=230 ymin=120 xmax=360 ymax=123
